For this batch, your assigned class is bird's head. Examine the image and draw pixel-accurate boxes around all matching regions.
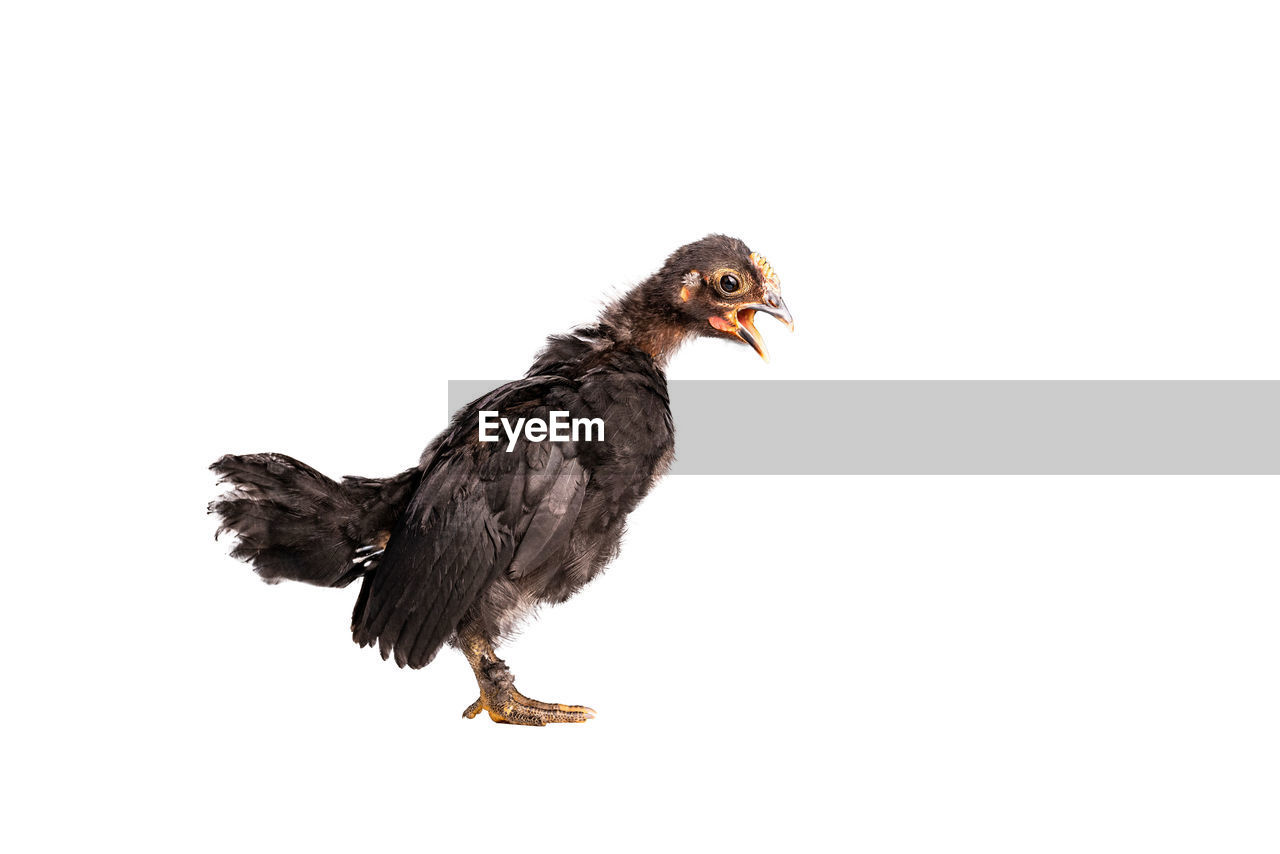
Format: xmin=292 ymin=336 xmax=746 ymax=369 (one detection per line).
xmin=655 ymin=234 xmax=794 ymax=362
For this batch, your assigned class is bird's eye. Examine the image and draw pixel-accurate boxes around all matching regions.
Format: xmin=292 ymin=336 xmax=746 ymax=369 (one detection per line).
xmin=717 ymin=274 xmax=741 ymax=296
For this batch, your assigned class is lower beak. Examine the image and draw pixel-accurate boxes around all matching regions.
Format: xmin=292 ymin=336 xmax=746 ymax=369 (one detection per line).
xmin=735 ymin=296 xmax=794 ymax=362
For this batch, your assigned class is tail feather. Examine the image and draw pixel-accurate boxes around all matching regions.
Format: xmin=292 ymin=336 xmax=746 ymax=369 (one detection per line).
xmin=210 ymin=453 xmax=418 ymax=588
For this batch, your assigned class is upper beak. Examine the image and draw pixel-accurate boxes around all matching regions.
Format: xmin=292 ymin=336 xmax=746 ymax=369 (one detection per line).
xmin=735 ymin=293 xmax=794 ymax=362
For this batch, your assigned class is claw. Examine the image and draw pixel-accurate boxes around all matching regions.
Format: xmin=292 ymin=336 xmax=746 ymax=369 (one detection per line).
xmin=457 ymin=628 xmax=596 ymax=726
xmin=462 ymin=691 xmax=595 ymax=726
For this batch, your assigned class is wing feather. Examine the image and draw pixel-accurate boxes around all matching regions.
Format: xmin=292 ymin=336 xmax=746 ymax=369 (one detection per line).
xmin=351 ymin=380 xmax=589 ymax=669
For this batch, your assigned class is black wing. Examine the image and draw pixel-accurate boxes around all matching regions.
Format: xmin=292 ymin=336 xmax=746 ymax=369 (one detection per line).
xmin=351 ymin=379 xmax=589 ymax=668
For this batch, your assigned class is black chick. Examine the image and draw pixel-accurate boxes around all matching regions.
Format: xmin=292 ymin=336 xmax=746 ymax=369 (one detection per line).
xmin=211 ymin=234 xmax=793 ymax=725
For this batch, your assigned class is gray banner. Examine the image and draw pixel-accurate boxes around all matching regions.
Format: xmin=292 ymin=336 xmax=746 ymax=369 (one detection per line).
xmin=448 ymin=381 xmax=1280 ymax=474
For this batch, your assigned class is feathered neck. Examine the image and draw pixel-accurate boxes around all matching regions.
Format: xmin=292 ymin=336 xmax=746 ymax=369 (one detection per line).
xmin=526 ymin=278 xmax=694 ymax=378
xmin=594 ymin=277 xmax=692 ymax=367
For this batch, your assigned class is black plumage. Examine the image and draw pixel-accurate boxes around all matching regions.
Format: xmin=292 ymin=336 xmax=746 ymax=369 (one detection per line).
xmin=211 ymin=234 xmax=792 ymax=724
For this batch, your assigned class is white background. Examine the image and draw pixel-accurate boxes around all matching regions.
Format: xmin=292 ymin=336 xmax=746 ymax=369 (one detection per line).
xmin=2 ymin=2 xmax=1278 ymax=852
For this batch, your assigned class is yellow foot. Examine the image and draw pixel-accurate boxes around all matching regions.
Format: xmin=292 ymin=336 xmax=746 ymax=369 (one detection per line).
xmin=462 ymin=689 xmax=596 ymax=726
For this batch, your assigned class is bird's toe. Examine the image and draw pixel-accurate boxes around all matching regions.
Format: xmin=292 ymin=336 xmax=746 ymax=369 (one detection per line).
xmin=462 ymin=689 xmax=595 ymax=726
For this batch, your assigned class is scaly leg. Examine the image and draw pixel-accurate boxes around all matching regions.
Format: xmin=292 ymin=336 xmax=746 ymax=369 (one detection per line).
xmin=458 ymin=628 xmax=595 ymax=726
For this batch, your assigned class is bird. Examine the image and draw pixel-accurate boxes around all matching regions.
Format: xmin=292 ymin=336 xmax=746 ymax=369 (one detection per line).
xmin=210 ymin=234 xmax=793 ymax=725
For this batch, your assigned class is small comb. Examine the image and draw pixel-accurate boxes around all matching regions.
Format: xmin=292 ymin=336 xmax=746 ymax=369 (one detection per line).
xmin=749 ymin=252 xmax=780 ymax=289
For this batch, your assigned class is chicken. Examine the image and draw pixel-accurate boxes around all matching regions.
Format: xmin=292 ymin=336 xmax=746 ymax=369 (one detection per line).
xmin=210 ymin=234 xmax=793 ymax=725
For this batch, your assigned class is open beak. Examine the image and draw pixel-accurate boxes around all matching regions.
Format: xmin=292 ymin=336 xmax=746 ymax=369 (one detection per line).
xmin=734 ymin=294 xmax=794 ymax=362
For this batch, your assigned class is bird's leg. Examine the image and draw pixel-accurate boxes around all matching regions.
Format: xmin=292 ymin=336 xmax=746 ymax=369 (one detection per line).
xmin=458 ymin=628 xmax=595 ymax=726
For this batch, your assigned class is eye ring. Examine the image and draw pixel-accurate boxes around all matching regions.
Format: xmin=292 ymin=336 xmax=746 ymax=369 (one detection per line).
xmin=712 ymin=269 xmax=744 ymax=298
